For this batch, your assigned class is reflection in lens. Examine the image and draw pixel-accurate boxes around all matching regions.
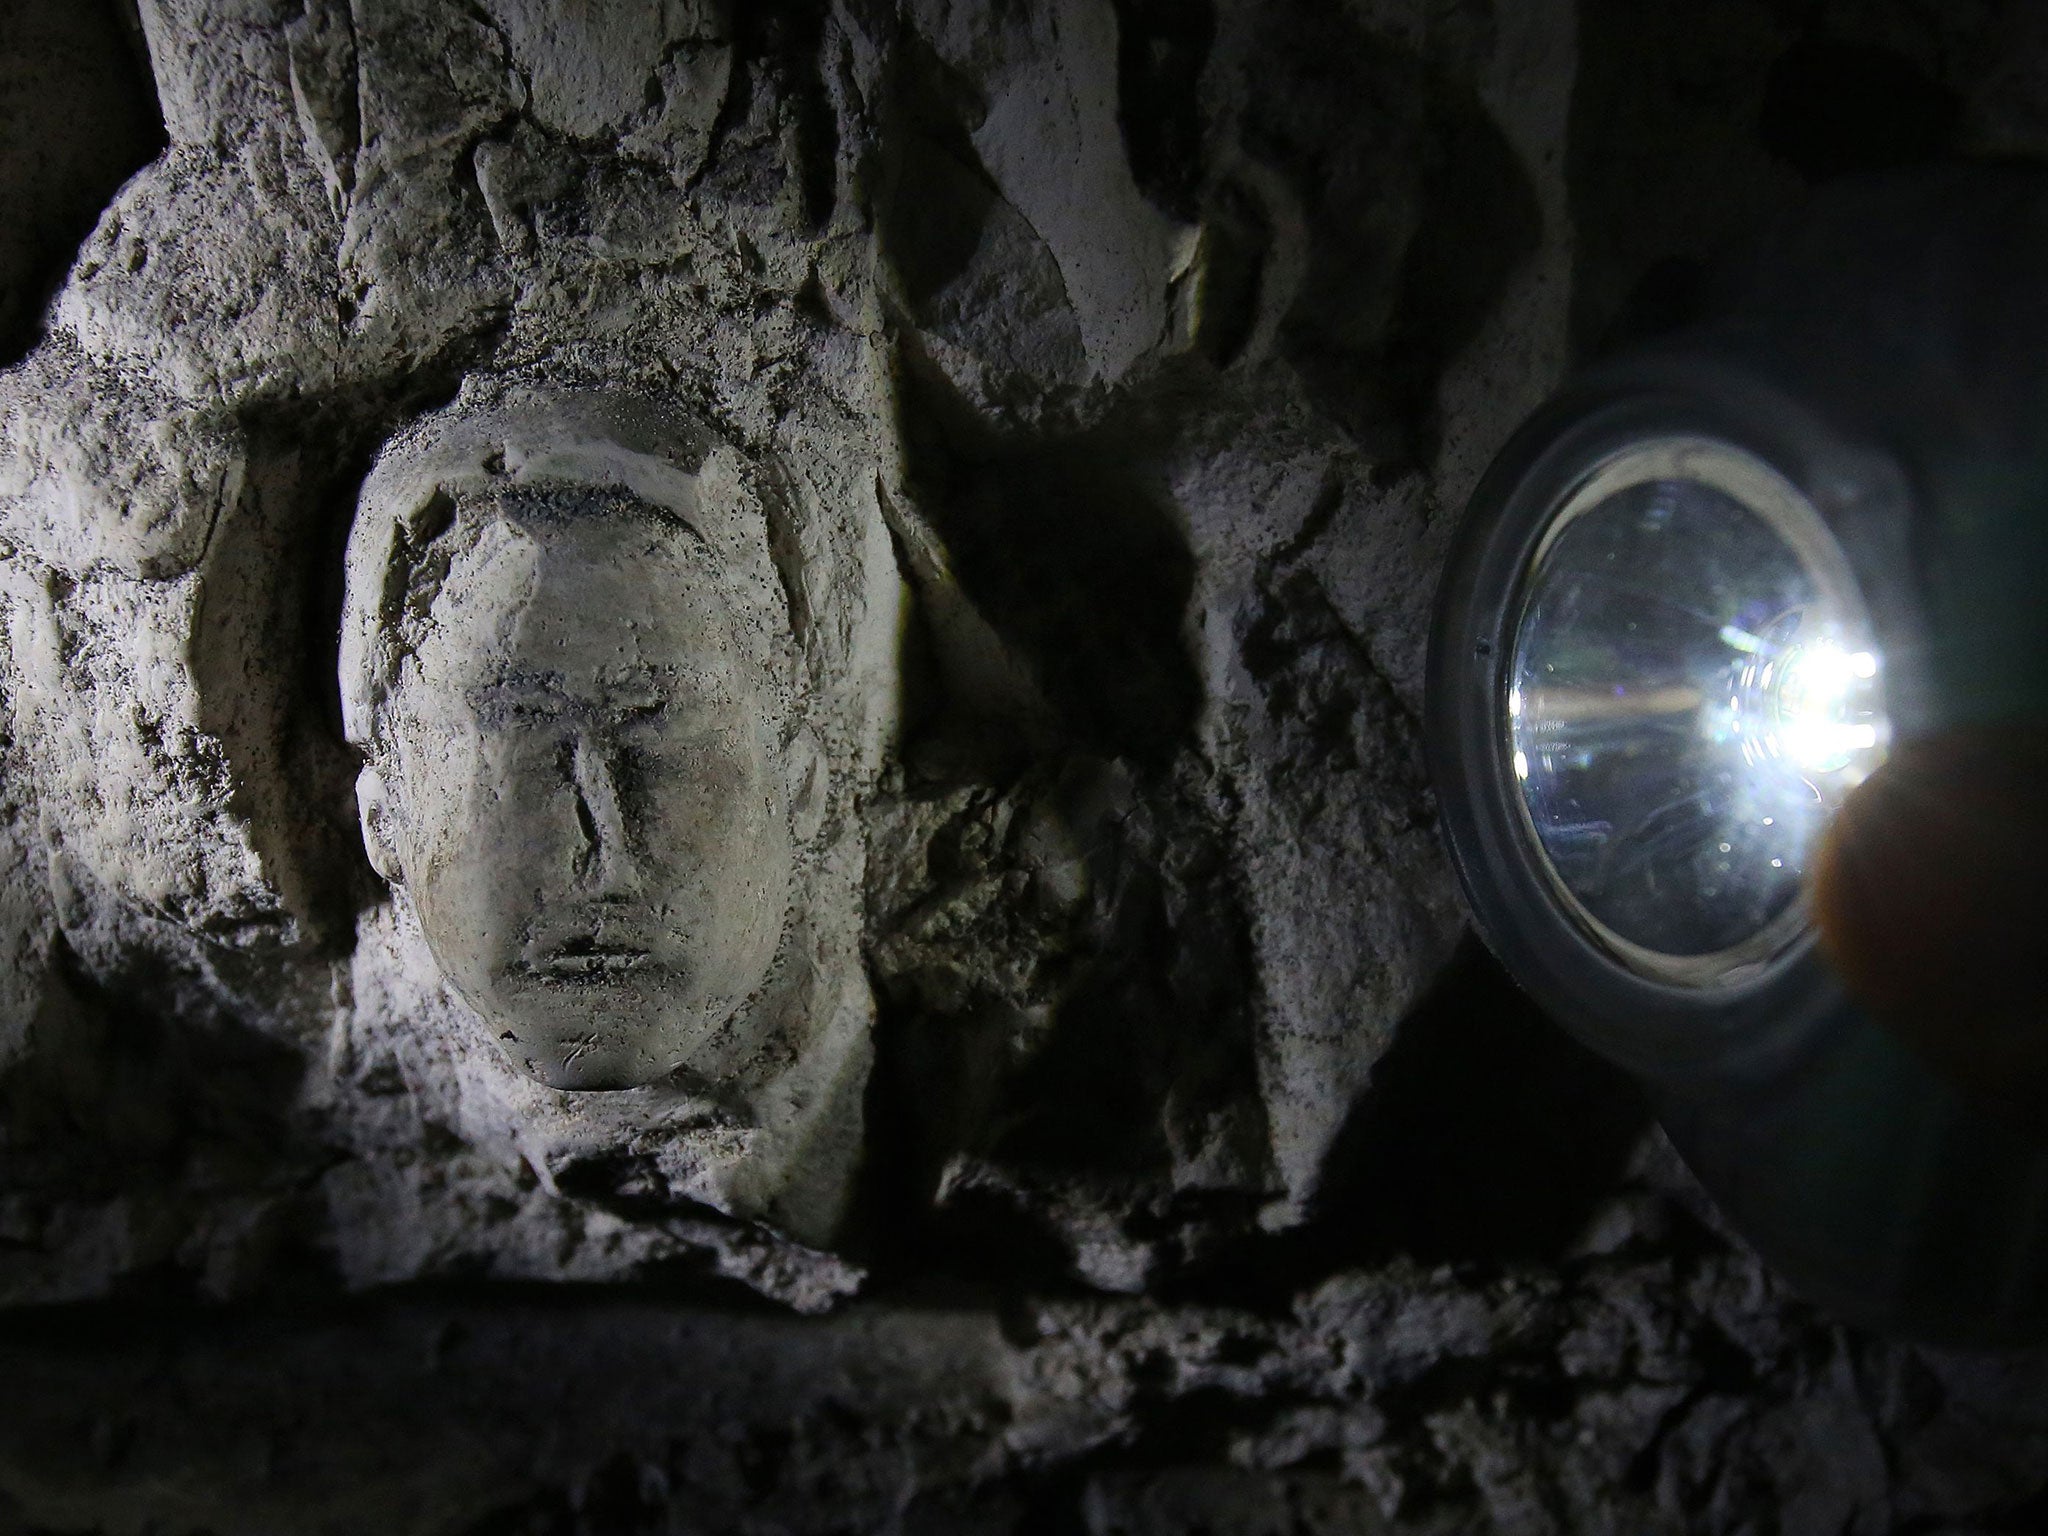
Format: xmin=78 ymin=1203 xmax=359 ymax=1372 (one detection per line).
xmin=1508 ymin=440 xmax=1887 ymax=983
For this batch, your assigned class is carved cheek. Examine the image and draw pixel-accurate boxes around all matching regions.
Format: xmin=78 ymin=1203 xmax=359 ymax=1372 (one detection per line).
xmin=399 ymin=718 xmax=492 ymax=887
xmin=472 ymin=727 xmax=583 ymax=889
xmin=617 ymin=715 xmax=784 ymax=976
xmin=634 ymin=727 xmax=766 ymax=875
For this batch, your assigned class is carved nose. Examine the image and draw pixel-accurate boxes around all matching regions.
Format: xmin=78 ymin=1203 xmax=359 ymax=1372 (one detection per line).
xmin=569 ymin=731 xmax=640 ymax=896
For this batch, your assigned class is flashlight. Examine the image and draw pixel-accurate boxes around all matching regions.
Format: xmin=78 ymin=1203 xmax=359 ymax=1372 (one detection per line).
xmin=1427 ymin=167 xmax=2048 ymax=1342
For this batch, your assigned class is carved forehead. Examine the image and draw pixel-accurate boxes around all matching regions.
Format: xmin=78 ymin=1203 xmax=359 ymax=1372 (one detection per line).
xmin=341 ymin=388 xmax=788 ymax=749
xmin=410 ymin=504 xmax=740 ymax=673
xmin=351 ymin=388 xmax=718 ymax=566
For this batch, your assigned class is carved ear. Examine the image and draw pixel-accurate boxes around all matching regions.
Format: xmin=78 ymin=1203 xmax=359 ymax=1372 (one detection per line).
xmin=787 ymin=728 xmax=827 ymax=845
xmin=356 ymin=764 xmax=405 ymax=885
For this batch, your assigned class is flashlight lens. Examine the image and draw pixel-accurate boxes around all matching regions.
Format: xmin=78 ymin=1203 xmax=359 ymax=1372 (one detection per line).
xmin=1508 ymin=442 xmax=1886 ymax=982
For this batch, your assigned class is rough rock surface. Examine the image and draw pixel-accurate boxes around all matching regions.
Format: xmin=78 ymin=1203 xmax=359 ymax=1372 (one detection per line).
xmin=4 ymin=1140 xmax=2048 ymax=1535
xmin=0 ymin=0 xmax=2043 ymax=1530
xmin=0 ymin=0 xmax=1482 ymax=1309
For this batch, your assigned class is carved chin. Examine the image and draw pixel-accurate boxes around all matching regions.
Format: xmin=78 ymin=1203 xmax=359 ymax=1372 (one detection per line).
xmin=525 ymin=1044 xmax=659 ymax=1093
xmin=511 ymin=1024 xmax=685 ymax=1092
xmin=491 ymin=994 xmax=734 ymax=1092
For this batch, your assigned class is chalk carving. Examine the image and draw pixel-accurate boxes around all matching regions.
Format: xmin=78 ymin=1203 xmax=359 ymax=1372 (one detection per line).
xmin=341 ymin=389 xmax=803 ymax=1091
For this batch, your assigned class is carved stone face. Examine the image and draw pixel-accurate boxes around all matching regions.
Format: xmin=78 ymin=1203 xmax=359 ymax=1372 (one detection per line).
xmin=361 ymin=492 xmax=793 ymax=1090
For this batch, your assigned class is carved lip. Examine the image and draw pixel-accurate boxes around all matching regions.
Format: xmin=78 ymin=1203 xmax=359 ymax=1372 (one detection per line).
xmin=519 ymin=934 xmax=655 ymax=986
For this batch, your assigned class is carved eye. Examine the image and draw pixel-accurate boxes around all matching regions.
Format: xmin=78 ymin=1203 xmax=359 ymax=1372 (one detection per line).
xmin=468 ymin=684 xmax=569 ymax=728
xmin=608 ymin=690 xmax=668 ymax=724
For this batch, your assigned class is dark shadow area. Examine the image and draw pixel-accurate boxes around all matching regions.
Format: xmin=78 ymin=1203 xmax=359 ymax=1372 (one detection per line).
xmin=875 ymin=26 xmax=996 ymax=309
xmin=1760 ymin=37 xmax=1960 ymax=184
xmin=892 ymin=356 xmax=1203 ymax=769
xmin=879 ymin=127 xmax=1000 ymax=320
xmin=1118 ymin=935 xmax=1655 ymax=1316
xmin=1186 ymin=176 xmax=1268 ymax=369
xmin=0 ymin=939 xmax=330 ymax=1303
xmin=457 ymin=1453 xmax=670 ymax=1536
xmin=1111 ymin=0 xmax=1215 ymax=224
xmin=1570 ymin=5 xmax=1978 ymax=355
xmin=277 ymin=419 xmax=402 ymax=941
xmin=1368 ymin=71 xmax=1545 ymax=465
xmin=699 ymin=0 xmax=839 ymax=231
xmin=1567 ymin=0 xmax=1798 ymax=354
xmin=189 ymin=443 xmax=371 ymax=957
xmin=1984 ymin=1482 xmax=2048 ymax=1534
xmin=1236 ymin=12 xmax=1541 ymax=465
xmin=1318 ymin=934 xmax=1650 ymax=1267
xmin=873 ymin=26 xmax=1091 ymax=396
xmin=206 ymin=359 xmax=526 ymax=954
xmin=1595 ymin=253 xmax=1715 ymax=355
xmin=853 ymin=749 xmax=1266 ymax=1300
xmin=0 ymin=940 xmax=307 ymax=1183
xmin=0 ymin=0 xmax=164 ymax=366
xmin=858 ymin=927 xmax=1655 ymax=1312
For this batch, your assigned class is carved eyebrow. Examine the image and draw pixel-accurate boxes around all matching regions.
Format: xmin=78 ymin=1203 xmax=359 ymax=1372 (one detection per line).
xmin=596 ymin=662 xmax=671 ymax=696
xmin=479 ymin=481 xmax=710 ymax=553
xmin=472 ymin=667 xmax=568 ymax=694
xmin=465 ymin=676 xmax=574 ymax=721
xmin=464 ymin=671 xmax=679 ymax=723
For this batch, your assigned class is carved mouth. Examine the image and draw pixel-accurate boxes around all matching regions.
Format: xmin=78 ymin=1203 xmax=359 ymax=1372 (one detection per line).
xmin=523 ymin=937 xmax=652 ymax=985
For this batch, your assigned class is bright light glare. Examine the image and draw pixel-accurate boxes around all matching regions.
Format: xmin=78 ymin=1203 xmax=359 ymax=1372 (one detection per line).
xmin=1509 ymin=453 xmax=1888 ymax=972
xmin=1749 ymin=638 xmax=1886 ymax=775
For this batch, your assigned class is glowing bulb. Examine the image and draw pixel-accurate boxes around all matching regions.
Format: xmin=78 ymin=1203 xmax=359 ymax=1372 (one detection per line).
xmin=1504 ymin=448 xmax=1889 ymax=970
xmin=1770 ymin=639 xmax=1885 ymax=775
